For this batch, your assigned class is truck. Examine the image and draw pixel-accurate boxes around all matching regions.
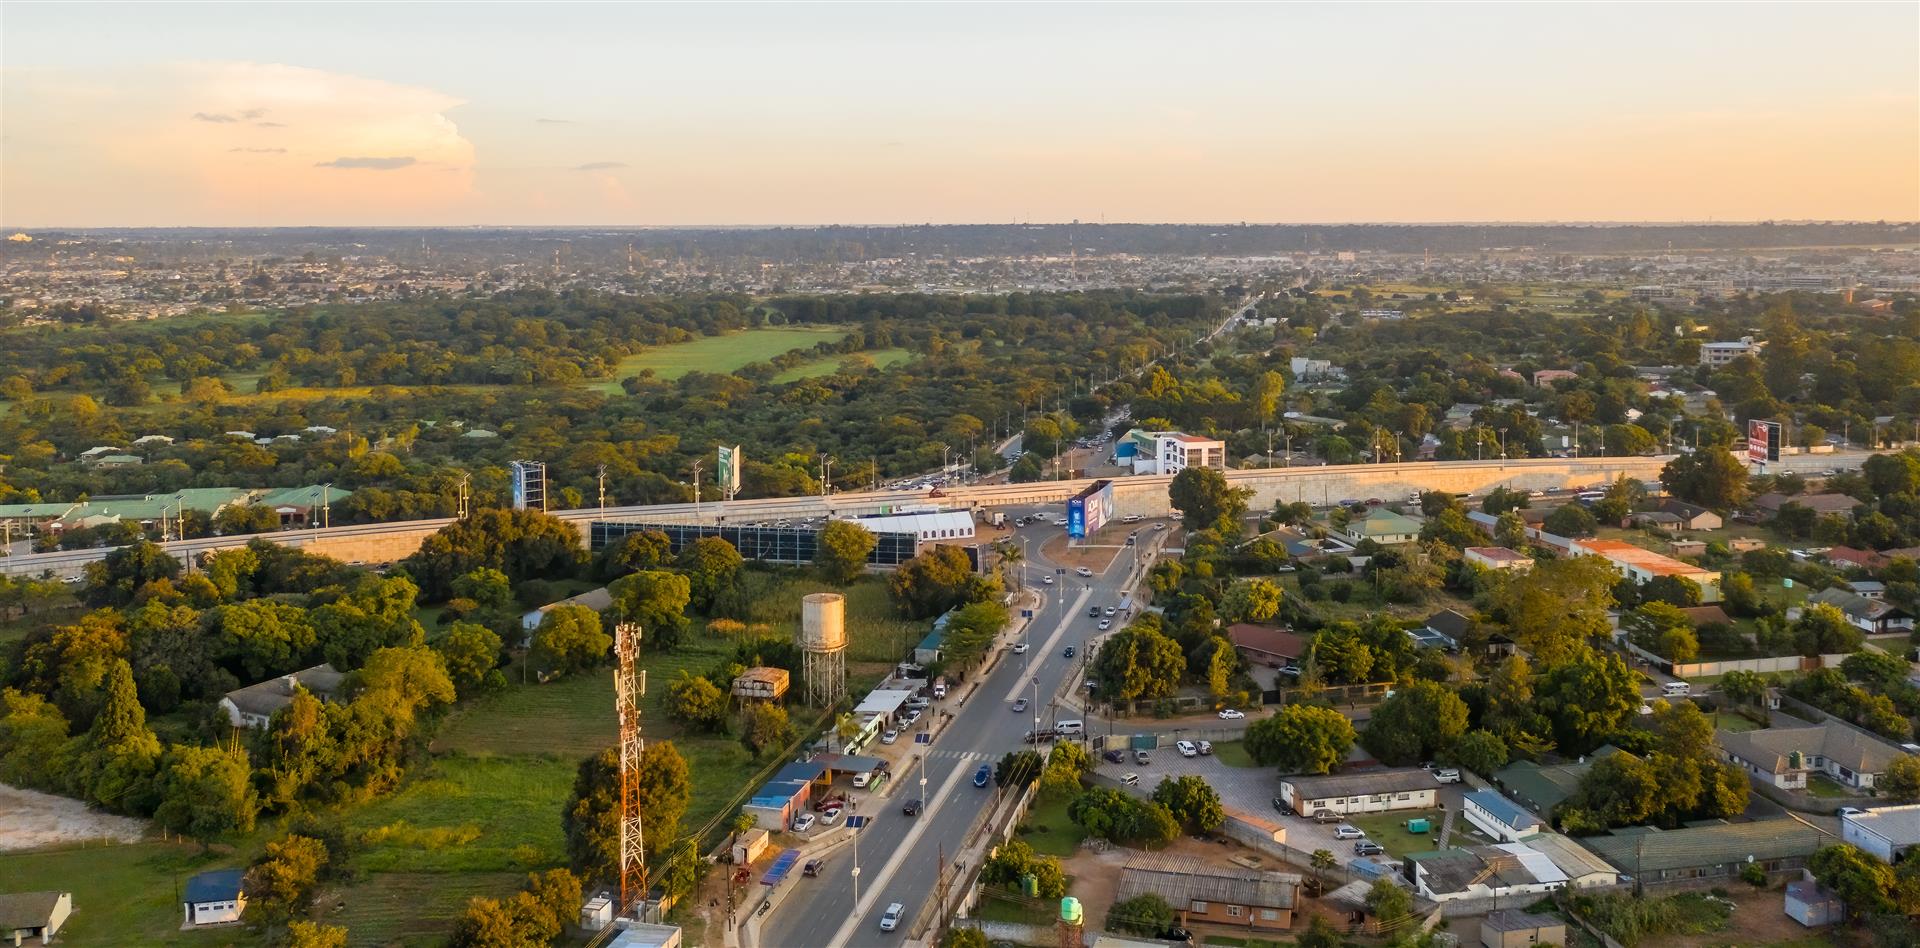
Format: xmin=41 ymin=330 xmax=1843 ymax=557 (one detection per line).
xmin=931 ymin=676 xmax=949 ymax=699
xmin=984 ymin=511 xmax=1006 ymax=527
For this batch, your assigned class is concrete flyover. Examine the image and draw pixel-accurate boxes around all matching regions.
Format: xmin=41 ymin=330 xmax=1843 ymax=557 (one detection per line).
xmin=0 ymin=451 xmax=1879 ymax=579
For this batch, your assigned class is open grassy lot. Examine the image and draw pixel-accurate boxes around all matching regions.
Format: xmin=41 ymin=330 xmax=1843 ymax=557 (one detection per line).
xmin=1714 ymin=711 xmax=1763 ymax=733
xmin=771 ymin=347 xmax=912 ymax=383
xmin=1017 ymin=796 xmax=1087 ymax=857
xmin=1210 ymin=740 xmax=1258 ymax=769
xmin=0 ymin=839 xmax=244 ymax=945
xmin=589 ymin=326 xmax=854 ymax=391
xmin=343 ymin=754 xmax=575 ymax=874
xmin=316 ymin=870 xmax=527 ymax=948
xmin=1347 ymin=808 xmax=1447 ymax=858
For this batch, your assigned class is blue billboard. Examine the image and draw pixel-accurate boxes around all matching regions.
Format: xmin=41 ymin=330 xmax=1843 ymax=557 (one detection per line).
xmin=1065 ymin=479 xmax=1114 ymax=540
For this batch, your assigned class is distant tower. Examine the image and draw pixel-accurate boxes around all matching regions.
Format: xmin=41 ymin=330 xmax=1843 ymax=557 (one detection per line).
xmin=801 ymin=593 xmax=847 ymax=708
xmin=510 ymin=460 xmax=548 ymax=512
xmin=613 ymin=622 xmax=647 ymax=916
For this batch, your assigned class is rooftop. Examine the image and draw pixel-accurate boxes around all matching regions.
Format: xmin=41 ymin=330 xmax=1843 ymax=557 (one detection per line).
xmin=1115 ymin=852 xmax=1300 ymax=909
xmin=1284 ymin=768 xmax=1441 ymax=800
xmin=1465 ymin=546 xmax=1530 ymax=563
xmin=1718 ymin=722 xmax=1905 ymax=777
xmin=1574 ymin=538 xmax=1715 ymax=578
xmin=222 ymin=664 xmax=345 ymax=720
xmin=1225 ymin=624 xmax=1308 ymax=659
xmin=183 ymin=868 xmax=246 ymax=905
xmin=1841 ymin=804 xmax=1920 ymax=845
xmin=1466 ymin=789 xmax=1541 ymax=831
xmin=1580 ymin=819 xmax=1826 ymax=872
xmin=1493 ymin=746 xmax=1619 ymax=814
xmin=0 ymin=891 xmax=67 ymax=931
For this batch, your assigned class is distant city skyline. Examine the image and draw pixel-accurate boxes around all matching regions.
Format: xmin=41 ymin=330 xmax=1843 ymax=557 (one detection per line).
xmin=3 ymin=1 xmax=1916 ymax=227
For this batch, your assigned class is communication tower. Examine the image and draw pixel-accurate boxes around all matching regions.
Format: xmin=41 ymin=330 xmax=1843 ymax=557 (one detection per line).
xmin=614 ymin=621 xmax=647 ymax=916
xmin=800 ymin=593 xmax=847 ymax=708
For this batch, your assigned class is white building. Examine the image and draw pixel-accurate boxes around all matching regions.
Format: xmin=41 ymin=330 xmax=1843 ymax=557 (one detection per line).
xmin=847 ymin=510 xmax=975 ymax=544
xmin=1463 ymin=789 xmax=1542 ymax=843
xmin=1279 ymin=770 xmax=1441 ymax=817
xmin=182 ymin=869 xmax=246 ymax=927
xmin=1118 ymin=429 xmax=1227 ymax=476
xmin=1699 ymin=336 xmax=1764 ymax=367
xmin=1841 ymin=804 xmax=1920 ymax=863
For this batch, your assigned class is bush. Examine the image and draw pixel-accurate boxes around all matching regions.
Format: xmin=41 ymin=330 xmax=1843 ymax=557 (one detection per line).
xmin=1108 ymin=893 xmax=1174 ymax=936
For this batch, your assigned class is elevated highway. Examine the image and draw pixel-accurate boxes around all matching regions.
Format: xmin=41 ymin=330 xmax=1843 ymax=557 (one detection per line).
xmin=1 ymin=454 xmax=1695 ymax=579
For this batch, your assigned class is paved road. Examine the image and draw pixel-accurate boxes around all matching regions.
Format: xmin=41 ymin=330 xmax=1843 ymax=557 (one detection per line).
xmin=761 ymin=518 xmax=1138 ymax=948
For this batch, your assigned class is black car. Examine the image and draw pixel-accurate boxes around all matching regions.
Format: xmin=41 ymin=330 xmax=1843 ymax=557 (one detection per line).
xmin=901 ymin=798 xmax=922 ymax=816
xmin=1271 ymin=796 xmax=1294 ymax=816
xmin=1063 ymin=646 xmax=1076 ymax=658
xmin=1158 ymin=927 xmax=1193 ymax=944
xmin=1354 ymin=841 xmax=1385 ymax=856
xmin=1103 ymin=749 xmax=1127 ymax=764
xmin=1088 ymin=606 xmax=1102 ymax=618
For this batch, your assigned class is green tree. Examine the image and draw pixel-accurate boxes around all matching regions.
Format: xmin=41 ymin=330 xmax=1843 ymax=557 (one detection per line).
xmin=1362 ymin=681 xmax=1468 ymax=765
xmin=1793 ymin=602 xmax=1863 ymax=657
xmin=739 ymin=702 xmax=792 ymax=756
xmin=1720 ymin=669 xmax=1770 ymax=708
xmin=212 ymin=599 xmax=318 ymax=680
xmin=433 ymin=622 xmax=505 ymax=697
xmin=1543 ymin=503 xmax=1598 ymax=537
xmin=942 ymin=927 xmax=991 ymax=948
xmin=1623 ymin=601 xmax=1701 ymax=663
xmin=666 ymin=670 xmax=729 ymax=732
xmin=75 ymin=659 xmax=161 ymax=814
xmin=84 ymin=540 xmax=181 ymax=607
xmin=1662 ymin=447 xmax=1750 ymax=510
xmin=1809 ymin=844 xmax=1912 ymax=919
xmin=1244 ymin=704 xmax=1355 ymax=774
xmin=562 ymin=744 xmax=690 ymax=884
xmin=0 ymin=689 xmax=75 ymax=792
xmin=979 ymin=838 xmax=1067 ymax=899
xmin=995 ymin=749 xmax=1045 ymax=789
xmin=530 ymin=604 xmax=612 ymax=677
xmin=887 ymin=545 xmax=999 ymax=619
xmin=942 ymin=599 xmax=1010 ymax=669
xmin=594 ymin=529 xmax=672 ymax=581
xmin=451 ymin=567 xmax=515 ymax=612
xmin=153 ymin=744 xmax=258 ymax=846
xmin=286 ymin=921 xmax=349 ymax=948
xmin=1493 ymin=510 xmax=1528 ymax=550
xmin=1490 ymin=554 xmax=1617 ymax=665
xmin=1535 ymin=651 xmax=1641 ymax=756
xmin=815 ymin=520 xmax=877 ymax=584
xmin=1169 ymin=466 xmax=1252 ymax=532
xmin=679 ymin=536 xmax=745 ymax=611
xmin=1420 ymin=507 xmax=1485 ymax=550
xmin=1220 ymin=578 xmax=1284 ymax=623
xmin=1092 ymin=620 xmax=1186 ymax=704
xmin=1451 ymin=729 xmax=1509 ymax=776
xmin=1365 ymin=877 xmax=1413 ymax=929
xmin=1297 ymin=916 xmax=1342 ymax=948
xmin=243 ymin=834 xmax=331 ymax=928
xmin=608 ymin=570 xmax=692 ymax=651
xmin=1107 ymin=893 xmax=1175 ymax=937
xmin=1152 ymin=774 xmax=1225 ymax=832
xmin=1881 ymin=754 xmax=1920 ymax=804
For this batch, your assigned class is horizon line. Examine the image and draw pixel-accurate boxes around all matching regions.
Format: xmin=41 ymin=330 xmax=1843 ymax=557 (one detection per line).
xmin=8 ymin=219 xmax=1918 ymax=232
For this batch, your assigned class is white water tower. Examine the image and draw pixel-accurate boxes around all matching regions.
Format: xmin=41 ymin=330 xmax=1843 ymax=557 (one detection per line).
xmin=801 ymin=593 xmax=847 ymax=708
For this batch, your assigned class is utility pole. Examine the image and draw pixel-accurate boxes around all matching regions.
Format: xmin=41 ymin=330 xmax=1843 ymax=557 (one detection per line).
xmin=818 ymin=455 xmax=834 ymax=497
xmin=320 ymin=484 xmax=331 ymax=529
xmin=457 ymin=473 xmax=471 ymax=519
xmin=934 ymin=842 xmax=950 ymax=947
xmin=691 ymin=459 xmax=703 ymax=523
xmin=597 ymin=464 xmax=608 ymax=517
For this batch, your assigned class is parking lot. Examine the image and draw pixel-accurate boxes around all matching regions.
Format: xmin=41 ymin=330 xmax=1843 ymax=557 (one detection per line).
xmin=1095 ymin=751 xmax=1479 ymax=868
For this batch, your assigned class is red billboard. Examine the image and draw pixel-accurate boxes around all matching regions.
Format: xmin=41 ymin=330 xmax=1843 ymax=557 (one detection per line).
xmin=1747 ymin=419 xmax=1781 ymax=463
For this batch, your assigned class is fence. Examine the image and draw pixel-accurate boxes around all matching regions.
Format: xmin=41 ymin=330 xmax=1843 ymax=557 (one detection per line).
xmin=1668 ymin=654 xmax=1846 ymax=679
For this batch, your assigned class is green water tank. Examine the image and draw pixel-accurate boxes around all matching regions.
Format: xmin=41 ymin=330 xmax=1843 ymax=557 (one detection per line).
xmin=1060 ymin=897 xmax=1083 ymax=924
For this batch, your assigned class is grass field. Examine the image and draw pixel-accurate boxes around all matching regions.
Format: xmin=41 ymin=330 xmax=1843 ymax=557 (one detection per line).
xmin=1210 ymin=740 xmax=1257 ymax=768
xmin=0 ymin=839 xmax=243 ymax=945
xmin=771 ymin=347 xmax=912 ymax=383
xmin=343 ymin=754 xmax=575 ymax=874
xmin=316 ymin=870 xmax=528 ymax=947
xmin=589 ymin=326 xmax=854 ymax=391
xmin=1714 ymin=711 xmax=1763 ymax=733
xmin=1348 ymin=809 xmax=1447 ymax=858
xmin=1017 ymin=796 xmax=1086 ymax=857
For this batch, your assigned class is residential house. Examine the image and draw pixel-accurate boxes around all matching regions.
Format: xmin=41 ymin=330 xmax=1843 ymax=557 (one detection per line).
xmin=256 ymin=484 xmax=354 ymax=527
xmin=1699 ymin=336 xmax=1764 ymax=367
xmin=1784 ymin=880 xmax=1843 ymax=928
xmin=1840 ymin=804 xmax=1920 ymax=863
xmin=1798 ymin=587 xmax=1913 ymax=634
xmin=1841 ymin=580 xmax=1886 ymax=600
xmin=1753 ymin=492 xmax=1860 ymax=519
xmin=1572 ymin=538 xmax=1721 ymax=603
xmin=1464 ymin=547 xmax=1532 ymax=572
xmin=1492 ymin=746 xmax=1620 ymax=816
xmin=1532 ymin=369 xmax=1578 ymax=387
xmin=182 ymin=869 xmax=246 ymax=927
xmin=1405 ymin=843 xmax=1569 ymax=903
xmin=1580 ymin=819 xmax=1826 ymax=883
xmin=1480 ymin=909 xmax=1567 ymax=948
xmin=519 ymin=586 xmax=616 ymax=640
xmin=1463 ymin=789 xmax=1542 ymax=843
xmin=1660 ymin=500 xmax=1723 ymax=531
xmin=1676 ymin=605 xmax=1734 ymax=629
xmin=1669 ymin=539 xmax=1707 ymax=557
xmin=0 ymin=892 xmax=72 ymax=946
xmin=0 ymin=503 xmax=78 ymax=532
xmin=1344 ymin=508 xmax=1422 ymax=546
xmin=1718 ymin=722 xmax=1904 ymax=791
xmin=82 ymin=453 xmax=143 ymax=469
xmin=1631 ymin=511 xmax=1683 ymax=530
xmin=1115 ymin=853 xmax=1300 ymax=931
xmin=1280 ymin=769 xmax=1441 ymax=817
xmin=219 ymin=664 xmax=344 ymax=729
xmin=1413 ymin=609 xmax=1472 ymax=650
xmin=1226 ymin=624 xmax=1309 ymax=671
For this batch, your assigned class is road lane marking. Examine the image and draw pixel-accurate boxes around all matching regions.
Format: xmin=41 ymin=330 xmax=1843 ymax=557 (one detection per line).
xmin=823 ymin=757 xmax=974 ymax=946
xmin=1004 ymin=586 xmax=1092 ymax=704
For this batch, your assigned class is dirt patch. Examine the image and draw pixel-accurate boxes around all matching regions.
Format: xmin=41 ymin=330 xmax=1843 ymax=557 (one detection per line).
xmin=1039 ymin=534 xmax=1126 ymax=575
xmin=1654 ymin=885 xmax=1832 ymax=948
xmin=0 ymin=782 xmax=149 ymax=851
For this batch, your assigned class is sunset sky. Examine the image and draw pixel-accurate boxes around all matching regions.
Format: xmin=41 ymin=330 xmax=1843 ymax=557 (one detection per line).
xmin=3 ymin=1 xmax=1916 ymax=227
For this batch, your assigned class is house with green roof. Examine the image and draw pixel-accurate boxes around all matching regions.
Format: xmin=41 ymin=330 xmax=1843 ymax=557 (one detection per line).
xmin=1578 ymin=818 xmax=1826 ymax=884
xmin=1491 ymin=745 xmax=1620 ymax=816
xmin=1343 ymin=507 xmax=1422 ymax=545
xmin=256 ymin=485 xmax=353 ymax=527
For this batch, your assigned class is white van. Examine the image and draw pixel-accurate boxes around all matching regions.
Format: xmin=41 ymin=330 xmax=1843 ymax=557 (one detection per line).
xmin=1056 ymin=719 xmax=1085 ymax=736
xmin=1661 ymin=681 xmax=1691 ymax=697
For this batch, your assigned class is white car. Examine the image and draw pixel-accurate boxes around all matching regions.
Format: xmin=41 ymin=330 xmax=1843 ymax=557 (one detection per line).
xmin=1075 ymin=566 xmax=1093 ymax=577
xmin=1198 ymin=740 xmax=1213 ymax=755
xmin=791 ymin=813 xmax=816 ymax=833
xmin=881 ymin=729 xmax=899 ymax=745
xmin=1098 ymin=619 xmax=1112 ymax=631
xmin=1176 ymin=740 xmax=1198 ymax=758
xmin=1013 ymin=642 xmax=1029 ymax=654
xmin=1217 ymin=709 xmax=1246 ymax=720
xmin=1435 ymin=769 xmax=1462 ymax=784
xmin=879 ymin=903 xmax=904 ymax=932
xmin=1043 ymin=576 xmax=1055 ymax=585
xmin=1333 ymin=823 xmax=1363 ymax=840
xmin=819 ymin=807 xmax=843 ymax=826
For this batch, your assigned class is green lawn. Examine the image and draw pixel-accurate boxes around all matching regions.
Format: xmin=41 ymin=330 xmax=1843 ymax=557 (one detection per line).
xmin=589 ymin=326 xmax=855 ymax=391
xmin=343 ymin=754 xmax=575 ymax=874
xmin=315 ymin=870 xmax=527 ymax=947
xmin=1805 ymin=773 xmax=1853 ymax=799
xmin=771 ymin=347 xmax=912 ymax=383
xmin=0 ymin=840 xmax=245 ymax=945
xmin=1017 ymin=796 xmax=1087 ymax=857
xmin=1210 ymin=740 xmax=1257 ymax=768
xmin=1348 ymin=809 xmax=1446 ymax=858
xmin=1714 ymin=711 xmax=1763 ymax=733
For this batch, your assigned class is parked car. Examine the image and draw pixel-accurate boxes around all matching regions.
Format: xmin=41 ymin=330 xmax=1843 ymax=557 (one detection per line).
xmin=879 ymin=902 xmax=904 ymax=932
xmin=1333 ymin=824 xmax=1363 ymax=840
xmin=819 ymin=807 xmax=842 ymax=826
xmin=1012 ymin=698 xmax=1028 ymax=713
xmin=1134 ymin=749 xmax=1151 ymax=765
xmin=901 ymin=798 xmax=922 ymax=816
xmin=1103 ymin=749 xmax=1127 ymax=764
xmin=1176 ymin=740 xmax=1198 ymax=758
xmin=1435 ymin=769 xmax=1462 ymax=784
xmin=902 ymin=708 xmax=922 ymax=726
xmin=1311 ymin=809 xmax=1339 ymax=823
xmin=1217 ymin=709 xmax=1246 ymax=720
xmin=1354 ymin=841 xmax=1385 ymax=856
xmin=791 ymin=813 xmax=817 ymax=833
xmin=973 ymin=764 xmax=992 ymax=787
xmin=1121 ymin=772 xmax=1140 ymax=787
xmin=881 ymin=729 xmax=899 ymax=744
xmin=1197 ymin=740 xmax=1213 ymax=755
xmin=853 ymin=771 xmax=873 ymax=788
xmin=1271 ymin=797 xmax=1295 ymax=816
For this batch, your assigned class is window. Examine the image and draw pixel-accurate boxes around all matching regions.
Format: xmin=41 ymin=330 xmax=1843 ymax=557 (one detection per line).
xmin=1226 ymin=904 xmax=1244 ymax=918
xmin=1397 ymin=793 xmax=1410 ymax=800
xmin=1191 ymin=901 xmax=1209 ymax=913
xmin=1260 ymin=909 xmax=1279 ymax=921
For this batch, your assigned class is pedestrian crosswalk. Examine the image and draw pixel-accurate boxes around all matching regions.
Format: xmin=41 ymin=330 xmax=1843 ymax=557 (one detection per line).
xmin=921 ymin=749 xmax=994 ymax=763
